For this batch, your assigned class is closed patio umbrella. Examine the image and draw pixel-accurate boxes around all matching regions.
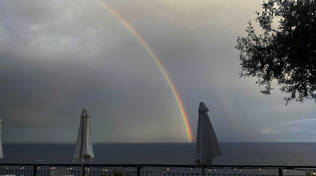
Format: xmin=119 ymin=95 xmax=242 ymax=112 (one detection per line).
xmin=195 ymin=102 xmax=221 ymax=165
xmin=0 ymin=119 xmax=3 ymax=159
xmin=74 ymin=108 xmax=94 ymax=161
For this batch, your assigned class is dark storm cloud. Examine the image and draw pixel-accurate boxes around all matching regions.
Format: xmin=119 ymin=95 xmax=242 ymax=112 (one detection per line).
xmin=0 ymin=51 xmax=186 ymax=142
xmin=1 ymin=0 xmax=316 ymax=143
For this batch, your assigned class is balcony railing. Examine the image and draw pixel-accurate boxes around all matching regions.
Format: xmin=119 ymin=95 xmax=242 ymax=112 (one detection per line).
xmin=0 ymin=163 xmax=315 ymax=176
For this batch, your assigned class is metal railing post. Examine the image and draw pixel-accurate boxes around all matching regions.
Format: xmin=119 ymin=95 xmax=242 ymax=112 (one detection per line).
xmin=82 ymin=164 xmax=85 ymax=176
xmin=33 ymin=165 xmax=37 ymax=176
xmin=279 ymin=168 xmax=283 ymax=176
xmin=201 ymin=165 xmax=205 ymax=176
xmin=137 ymin=165 xmax=141 ymax=176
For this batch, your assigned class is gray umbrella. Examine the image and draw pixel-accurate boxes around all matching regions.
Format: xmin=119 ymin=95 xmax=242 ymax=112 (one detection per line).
xmin=0 ymin=119 xmax=3 ymax=159
xmin=195 ymin=102 xmax=221 ymax=165
xmin=73 ymin=108 xmax=94 ymax=161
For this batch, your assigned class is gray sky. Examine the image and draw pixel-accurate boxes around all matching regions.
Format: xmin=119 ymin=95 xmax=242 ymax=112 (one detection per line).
xmin=1 ymin=0 xmax=316 ymax=143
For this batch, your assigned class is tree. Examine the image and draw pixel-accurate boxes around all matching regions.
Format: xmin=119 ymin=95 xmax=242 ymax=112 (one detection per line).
xmin=236 ymin=0 xmax=316 ymax=103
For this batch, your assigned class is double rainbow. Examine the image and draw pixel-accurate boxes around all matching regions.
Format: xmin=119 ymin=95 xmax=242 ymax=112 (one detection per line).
xmin=97 ymin=0 xmax=193 ymax=142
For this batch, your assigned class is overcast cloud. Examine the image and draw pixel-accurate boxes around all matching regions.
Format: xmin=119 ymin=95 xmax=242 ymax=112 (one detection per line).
xmin=1 ymin=0 xmax=316 ymax=143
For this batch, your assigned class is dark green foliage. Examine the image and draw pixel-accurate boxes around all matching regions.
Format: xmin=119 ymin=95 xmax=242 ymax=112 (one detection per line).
xmin=236 ymin=0 xmax=316 ymax=103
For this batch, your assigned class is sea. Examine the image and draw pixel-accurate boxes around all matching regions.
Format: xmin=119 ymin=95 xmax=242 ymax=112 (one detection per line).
xmin=2 ymin=143 xmax=316 ymax=165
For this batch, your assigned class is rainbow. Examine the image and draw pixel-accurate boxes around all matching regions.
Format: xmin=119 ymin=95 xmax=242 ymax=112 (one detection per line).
xmin=97 ymin=0 xmax=193 ymax=142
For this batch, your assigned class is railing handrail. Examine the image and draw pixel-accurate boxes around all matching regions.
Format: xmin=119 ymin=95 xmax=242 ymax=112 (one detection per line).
xmin=0 ymin=163 xmax=315 ymax=169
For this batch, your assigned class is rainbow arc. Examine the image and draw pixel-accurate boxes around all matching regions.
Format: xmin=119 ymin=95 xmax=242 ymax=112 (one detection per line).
xmin=97 ymin=0 xmax=193 ymax=142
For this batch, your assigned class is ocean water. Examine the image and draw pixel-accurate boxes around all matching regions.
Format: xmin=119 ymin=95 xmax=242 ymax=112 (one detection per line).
xmin=2 ymin=143 xmax=316 ymax=165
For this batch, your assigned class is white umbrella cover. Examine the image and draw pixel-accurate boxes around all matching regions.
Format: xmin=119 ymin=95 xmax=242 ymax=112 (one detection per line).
xmin=195 ymin=102 xmax=221 ymax=165
xmin=0 ymin=119 xmax=3 ymax=159
xmin=74 ymin=108 xmax=94 ymax=161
